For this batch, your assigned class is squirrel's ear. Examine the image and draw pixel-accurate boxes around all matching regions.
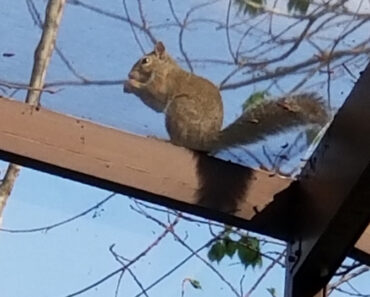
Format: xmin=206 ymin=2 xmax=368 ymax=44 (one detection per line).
xmin=154 ymin=41 xmax=166 ymax=58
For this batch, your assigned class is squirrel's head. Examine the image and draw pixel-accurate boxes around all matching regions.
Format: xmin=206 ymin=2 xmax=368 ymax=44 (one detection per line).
xmin=124 ymin=41 xmax=171 ymax=93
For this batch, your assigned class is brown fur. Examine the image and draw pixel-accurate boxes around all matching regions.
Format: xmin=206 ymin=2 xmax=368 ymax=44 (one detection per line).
xmin=124 ymin=42 xmax=329 ymax=152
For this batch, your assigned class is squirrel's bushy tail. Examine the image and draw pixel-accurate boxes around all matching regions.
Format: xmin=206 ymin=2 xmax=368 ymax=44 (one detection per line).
xmin=214 ymin=93 xmax=329 ymax=151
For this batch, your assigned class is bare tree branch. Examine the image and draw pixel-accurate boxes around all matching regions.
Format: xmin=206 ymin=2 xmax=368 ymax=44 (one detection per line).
xmin=63 ymin=216 xmax=180 ymax=297
xmin=26 ymin=0 xmax=66 ymax=105
xmin=327 ymin=266 xmax=370 ymax=296
xmin=26 ymin=0 xmax=89 ymax=81
xmin=0 ymin=193 xmax=116 ymax=233
xmin=0 ymin=164 xmax=20 ymax=226
xmin=244 ymin=249 xmax=286 ymax=297
xmin=122 ymin=0 xmax=145 ymax=54
xmin=67 ymin=0 xmax=157 ymax=44
xmin=132 ymin=203 xmax=242 ymax=297
xmin=0 ymin=0 xmax=66 ymax=228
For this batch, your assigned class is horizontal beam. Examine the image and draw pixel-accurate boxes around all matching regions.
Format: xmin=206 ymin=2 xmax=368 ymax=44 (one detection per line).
xmin=286 ymin=63 xmax=370 ymax=297
xmin=0 ymin=94 xmax=368 ymax=268
xmin=0 ymin=96 xmax=293 ymax=239
xmin=352 ymin=227 xmax=370 ymax=265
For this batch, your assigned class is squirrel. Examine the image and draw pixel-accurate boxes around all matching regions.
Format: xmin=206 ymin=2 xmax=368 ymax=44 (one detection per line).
xmin=123 ymin=42 xmax=329 ymax=152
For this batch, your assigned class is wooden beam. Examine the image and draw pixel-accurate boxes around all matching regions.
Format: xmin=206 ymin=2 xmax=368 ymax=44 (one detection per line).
xmin=0 ymin=93 xmax=369 ymax=266
xmin=285 ymin=63 xmax=370 ymax=297
xmin=352 ymin=228 xmax=370 ymax=266
xmin=0 ymin=96 xmax=292 ymax=239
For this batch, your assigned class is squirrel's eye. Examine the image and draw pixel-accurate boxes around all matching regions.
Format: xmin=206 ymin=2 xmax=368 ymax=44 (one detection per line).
xmin=141 ymin=57 xmax=150 ymax=65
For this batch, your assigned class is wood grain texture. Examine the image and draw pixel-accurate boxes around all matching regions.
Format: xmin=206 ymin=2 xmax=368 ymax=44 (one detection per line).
xmin=0 ymin=96 xmax=293 ymax=238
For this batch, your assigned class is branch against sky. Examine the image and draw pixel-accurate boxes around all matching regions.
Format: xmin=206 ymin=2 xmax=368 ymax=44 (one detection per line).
xmin=62 ymin=215 xmax=180 ymax=297
xmin=0 ymin=0 xmax=66 ymax=227
xmin=25 ymin=0 xmax=66 ymax=106
xmin=1 ymin=0 xmax=369 ymax=100
xmin=327 ymin=266 xmax=370 ymax=296
xmin=0 ymin=193 xmax=116 ymax=233
xmin=0 ymin=164 xmax=20 ymax=226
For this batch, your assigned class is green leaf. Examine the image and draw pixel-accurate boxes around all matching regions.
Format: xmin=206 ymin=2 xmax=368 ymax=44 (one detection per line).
xmin=267 ymin=287 xmax=277 ymax=297
xmin=233 ymin=0 xmax=265 ymax=16
xmin=287 ymin=0 xmax=310 ymax=14
xmin=223 ymin=225 xmax=233 ymax=236
xmin=223 ymin=237 xmax=238 ymax=258
xmin=252 ymin=254 xmax=263 ymax=268
xmin=208 ymin=241 xmax=226 ymax=263
xmin=237 ymin=236 xmax=262 ymax=269
xmin=235 ymin=0 xmax=311 ymax=15
xmin=189 ymin=279 xmax=202 ymax=290
xmin=242 ymin=91 xmax=269 ymax=111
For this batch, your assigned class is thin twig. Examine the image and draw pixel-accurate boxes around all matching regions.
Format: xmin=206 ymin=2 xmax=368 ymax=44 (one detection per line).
xmin=0 ymin=193 xmax=116 ymax=233
xmin=63 ymin=216 xmax=180 ymax=297
xmin=26 ymin=0 xmax=88 ymax=82
xmin=244 ymin=249 xmax=286 ymax=297
xmin=226 ymin=0 xmax=237 ymax=63
xmin=132 ymin=204 xmax=241 ymax=297
xmin=122 ymin=0 xmax=145 ymax=54
xmin=133 ymin=231 xmax=224 ymax=297
xmin=110 ymin=245 xmax=150 ymax=297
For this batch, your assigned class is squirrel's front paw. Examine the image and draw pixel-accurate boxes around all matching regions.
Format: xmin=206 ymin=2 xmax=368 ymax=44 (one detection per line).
xmin=123 ymin=80 xmax=133 ymax=93
xmin=123 ymin=79 xmax=144 ymax=93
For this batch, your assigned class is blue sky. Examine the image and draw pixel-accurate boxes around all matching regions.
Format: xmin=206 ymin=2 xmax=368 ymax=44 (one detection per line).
xmin=0 ymin=162 xmax=287 ymax=297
